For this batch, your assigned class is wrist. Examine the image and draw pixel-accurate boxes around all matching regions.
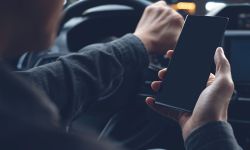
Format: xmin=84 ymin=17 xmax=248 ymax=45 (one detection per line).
xmin=133 ymin=33 xmax=155 ymax=54
xmin=182 ymin=119 xmax=227 ymax=142
xmin=184 ymin=121 xmax=235 ymax=150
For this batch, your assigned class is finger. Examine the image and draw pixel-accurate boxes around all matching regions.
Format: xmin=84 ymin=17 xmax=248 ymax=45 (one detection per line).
xmin=207 ymin=73 xmax=215 ymax=86
xmin=158 ymin=68 xmax=167 ymax=80
xmin=165 ymin=50 xmax=174 ymax=59
xmin=145 ymin=97 xmax=155 ymax=106
xmin=145 ymin=97 xmax=186 ymax=122
xmin=214 ymin=47 xmax=234 ymax=91
xmin=151 ymin=81 xmax=162 ymax=92
xmin=214 ymin=47 xmax=231 ymax=76
xmin=213 ymin=47 xmax=234 ymax=101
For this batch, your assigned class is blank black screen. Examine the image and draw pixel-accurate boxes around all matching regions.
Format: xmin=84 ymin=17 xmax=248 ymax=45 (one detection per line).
xmin=156 ymin=16 xmax=228 ymax=112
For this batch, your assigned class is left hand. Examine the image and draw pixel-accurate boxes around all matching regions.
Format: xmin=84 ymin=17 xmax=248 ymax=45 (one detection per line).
xmin=134 ymin=1 xmax=184 ymax=55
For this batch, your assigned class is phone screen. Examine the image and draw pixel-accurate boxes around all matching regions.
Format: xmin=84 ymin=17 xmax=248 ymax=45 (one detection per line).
xmin=155 ymin=15 xmax=229 ymax=112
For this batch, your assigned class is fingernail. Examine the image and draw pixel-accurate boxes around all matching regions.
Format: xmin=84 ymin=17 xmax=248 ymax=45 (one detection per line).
xmin=145 ymin=97 xmax=152 ymax=105
xmin=217 ymin=47 xmax=225 ymax=56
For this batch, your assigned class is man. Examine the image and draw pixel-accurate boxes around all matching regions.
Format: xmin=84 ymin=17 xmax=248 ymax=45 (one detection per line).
xmin=0 ymin=0 xmax=242 ymax=149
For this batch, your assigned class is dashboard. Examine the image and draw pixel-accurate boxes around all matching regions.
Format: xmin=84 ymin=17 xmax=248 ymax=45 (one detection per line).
xmin=238 ymin=12 xmax=250 ymax=29
xmin=217 ymin=5 xmax=250 ymax=100
xmin=224 ymin=31 xmax=250 ymax=98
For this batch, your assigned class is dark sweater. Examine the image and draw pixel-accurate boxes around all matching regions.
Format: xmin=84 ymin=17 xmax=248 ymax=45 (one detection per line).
xmin=17 ymin=34 xmax=242 ymax=149
xmin=185 ymin=121 xmax=242 ymax=150
xmin=18 ymin=34 xmax=149 ymax=127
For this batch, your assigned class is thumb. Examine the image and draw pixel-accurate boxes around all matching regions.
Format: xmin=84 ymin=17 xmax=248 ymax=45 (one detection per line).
xmin=214 ymin=47 xmax=231 ymax=77
xmin=213 ymin=47 xmax=234 ymax=98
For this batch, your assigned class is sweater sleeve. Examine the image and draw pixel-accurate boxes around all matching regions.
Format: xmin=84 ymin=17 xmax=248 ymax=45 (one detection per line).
xmin=185 ymin=121 xmax=243 ymax=150
xmin=17 ymin=34 xmax=149 ymax=126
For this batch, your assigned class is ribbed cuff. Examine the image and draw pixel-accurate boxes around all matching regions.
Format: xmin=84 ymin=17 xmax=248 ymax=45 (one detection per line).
xmin=185 ymin=121 xmax=241 ymax=150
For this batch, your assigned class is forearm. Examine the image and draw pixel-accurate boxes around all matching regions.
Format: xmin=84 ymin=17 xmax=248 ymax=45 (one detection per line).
xmin=185 ymin=121 xmax=243 ymax=150
xmin=16 ymin=34 xmax=149 ymax=124
xmin=57 ymin=34 xmax=149 ymax=112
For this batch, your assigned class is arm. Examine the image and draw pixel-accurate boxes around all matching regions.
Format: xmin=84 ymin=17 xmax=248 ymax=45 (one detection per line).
xmin=185 ymin=121 xmax=243 ymax=150
xmin=17 ymin=34 xmax=149 ymax=125
xmin=18 ymin=1 xmax=184 ymax=126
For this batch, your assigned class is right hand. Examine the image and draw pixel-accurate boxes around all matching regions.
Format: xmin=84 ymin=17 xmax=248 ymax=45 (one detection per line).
xmin=134 ymin=1 xmax=184 ymax=55
xmin=146 ymin=48 xmax=234 ymax=141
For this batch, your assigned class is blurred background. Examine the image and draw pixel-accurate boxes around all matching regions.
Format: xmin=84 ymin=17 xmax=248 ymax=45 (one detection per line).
xmin=65 ymin=0 xmax=250 ymax=15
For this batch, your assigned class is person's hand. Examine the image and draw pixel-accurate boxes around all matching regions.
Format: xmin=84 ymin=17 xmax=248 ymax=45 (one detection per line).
xmin=146 ymin=47 xmax=234 ymax=141
xmin=134 ymin=1 xmax=184 ymax=55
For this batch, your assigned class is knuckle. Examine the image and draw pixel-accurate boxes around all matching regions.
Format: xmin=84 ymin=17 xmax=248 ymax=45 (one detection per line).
xmin=157 ymin=6 xmax=166 ymax=12
xmin=146 ymin=5 xmax=165 ymax=13
xmin=167 ymin=12 xmax=184 ymax=25
xmin=154 ymin=0 xmax=167 ymax=6
xmin=227 ymin=79 xmax=235 ymax=91
xmin=158 ymin=0 xmax=167 ymax=5
xmin=145 ymin=5 xmax=153 ymax=13
xmin=146 ymin=2 xmax=169 ymax=12
xmin=219 ymin=77 xmax=235 ymax=92
xmin=171 ymin=13 xmax=184 ymax=23
xmin=162 ymin=7 xmax=172 ymax=16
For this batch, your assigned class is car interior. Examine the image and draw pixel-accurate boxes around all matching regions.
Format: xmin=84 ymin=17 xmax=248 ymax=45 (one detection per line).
xmin=14 ymin=0 xmax=250 ymax=149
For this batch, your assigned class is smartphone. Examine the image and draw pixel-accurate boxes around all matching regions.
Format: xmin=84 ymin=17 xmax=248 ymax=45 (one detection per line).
xmin=155 ymin=15 xmax=229 ymax=112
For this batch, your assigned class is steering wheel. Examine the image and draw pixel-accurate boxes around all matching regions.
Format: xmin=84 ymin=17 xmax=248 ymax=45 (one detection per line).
xmin=17 ymin=0 xmax=181 ymax=149
xmin=60 ymin=0 xmax=151 ymax=52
